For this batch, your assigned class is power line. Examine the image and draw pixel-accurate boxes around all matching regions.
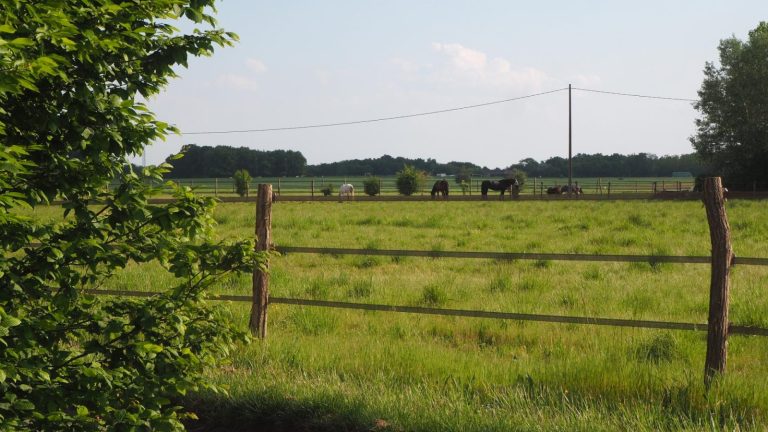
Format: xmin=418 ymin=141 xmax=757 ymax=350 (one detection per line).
xmin=180 ymin=88 xmax=568 ymax=135
xmin=572 ymin=87 xmax=698 ymax=102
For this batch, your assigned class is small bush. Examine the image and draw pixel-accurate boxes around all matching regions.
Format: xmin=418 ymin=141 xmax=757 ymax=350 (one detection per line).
xmin=396 ymin=165 xmax=427 ymax=196
xmin=363 ymin=177 xmax=381 ymax=196
xmin=320 ymin=184 xmax=334 ymax=196
xmin=233 ymin=169 xmax=252 ymax=197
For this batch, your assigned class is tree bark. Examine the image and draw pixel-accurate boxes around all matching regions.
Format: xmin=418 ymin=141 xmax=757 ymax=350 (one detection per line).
xmin=249 ymin=184 xmax=273 ymax=338
xmin=703 ymin=177 xmax=733 ymax=388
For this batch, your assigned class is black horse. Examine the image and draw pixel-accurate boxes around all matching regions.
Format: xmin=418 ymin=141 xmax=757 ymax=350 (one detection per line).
xmin=481 ymin=178 xmax=519 ymax=199
xmin=431 ymin=180 xmax=449 ymax=198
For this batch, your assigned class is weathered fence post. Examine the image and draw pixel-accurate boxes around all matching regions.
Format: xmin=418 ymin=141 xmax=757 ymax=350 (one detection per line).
xmin=607 ymin=182 xmax=611 ymax=196
xmin=250 ymin=184 xmax=273 ymax=338
xmin=278 ymin=178 xmax=281 ymax=195
xmin=311 ymin=179 xmax=315 ymax=198
xmin=703 ymin=177 xmax=734 ymax=388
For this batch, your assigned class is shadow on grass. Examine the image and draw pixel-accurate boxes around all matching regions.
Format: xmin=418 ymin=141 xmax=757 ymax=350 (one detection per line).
xmin=183 ymin=390 xmax=398 ymax=432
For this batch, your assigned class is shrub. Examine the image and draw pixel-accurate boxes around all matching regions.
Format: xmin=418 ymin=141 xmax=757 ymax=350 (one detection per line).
xmin=396 ymin=165 xmax=427 ymax=196
xmin=363 ymin=177 xmax=381 ymax=196
xmin=505 ymin=167 xmax=528 ymax=190
xmin=0 ymin=2 xmax=260 ymax=430
xmin=233 ymin=169 xmax=252 ymax=197
xmin=320 ymin=184 xmax=334 ymax=196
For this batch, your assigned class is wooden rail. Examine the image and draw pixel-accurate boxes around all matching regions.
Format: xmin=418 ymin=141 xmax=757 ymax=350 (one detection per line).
xmin=275 ymin=246 xmax=768 ymax=266
xmin=83 ymin=289 xmax=768 ymax=337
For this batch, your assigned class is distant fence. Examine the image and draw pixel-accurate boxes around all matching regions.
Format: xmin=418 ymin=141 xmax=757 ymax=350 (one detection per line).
xmin=110 ymin=176 xmax=768 ymax=201
xmin=122 ymin=177 xmax=705 ymax=198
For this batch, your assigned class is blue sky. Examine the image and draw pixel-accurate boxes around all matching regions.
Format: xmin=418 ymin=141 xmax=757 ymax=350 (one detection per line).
xmin=140 ymin=1 xmax=768 ymax=169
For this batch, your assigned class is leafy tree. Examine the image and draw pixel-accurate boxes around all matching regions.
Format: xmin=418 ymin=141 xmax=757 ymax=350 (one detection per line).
xmin=233 ymin=169 xmax=252 ymax=197
xmin=454 ymin=167 xmax=472 ymax=185
xmin=0 ymin=1 xmax=262 ymax=430
xmin=691 ymin=22 xmax=768 ymax=189
xmin=504 ymin=168 xmax=528 ymax=189
xmin=363 ymin=177 xmax=381 ymax=196
xmin=396 ymin=165 xmax=427 ymax=196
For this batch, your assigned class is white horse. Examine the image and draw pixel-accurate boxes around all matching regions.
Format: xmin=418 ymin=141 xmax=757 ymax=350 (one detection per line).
xmin=339 ymin=183 xmax=354 ymax=200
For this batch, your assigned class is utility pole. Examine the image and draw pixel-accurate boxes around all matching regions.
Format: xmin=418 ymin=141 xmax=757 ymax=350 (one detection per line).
xmin=568 ymin=84 xmax=573 ymax=196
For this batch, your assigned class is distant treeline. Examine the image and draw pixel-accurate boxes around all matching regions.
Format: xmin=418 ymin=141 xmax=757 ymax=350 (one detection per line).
xmin=164 ymin=144 xmax=708 ymax=178
xmin=167 ymin=145 xmax=306 ymax=178
xmin=508 ymin=153 xmax=709 ymax=178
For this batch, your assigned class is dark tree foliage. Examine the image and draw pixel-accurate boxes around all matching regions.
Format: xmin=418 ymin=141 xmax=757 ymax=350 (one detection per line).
xmin=0 ymin=1 xmax=262 ymax=430
xmin=691 ymin=22 xmax=768 ymax=190
xmin=507 ymin=153 xmax=708 ymax=178
xmin=167 ymin=145 xmax=307 ymax=178
xmin=305 ymin=154 xmax=488 ymax=177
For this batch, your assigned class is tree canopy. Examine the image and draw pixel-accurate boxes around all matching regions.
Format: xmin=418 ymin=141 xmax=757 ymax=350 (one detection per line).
xmin=0 ymin=1 xmax=260 ymax=430
xmin=691 ymin=22 xmax=768 ymax=189
xmin=167 ymin=145 xmax=307 ymax=178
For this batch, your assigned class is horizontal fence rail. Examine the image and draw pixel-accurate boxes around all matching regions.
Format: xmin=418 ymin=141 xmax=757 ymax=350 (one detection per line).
xmin=275 ymin=246 xmax=768 ymax=266
xmin=84 ymin=289 xmax=768 ymax=337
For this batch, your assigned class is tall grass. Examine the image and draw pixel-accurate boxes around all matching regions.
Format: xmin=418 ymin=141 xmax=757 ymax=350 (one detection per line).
xmin=28 ymin=199 xmax=768 ymax=431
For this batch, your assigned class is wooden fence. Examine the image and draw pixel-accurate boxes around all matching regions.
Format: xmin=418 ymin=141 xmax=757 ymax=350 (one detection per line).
xmin=240 ymin=179 xmax=767 ymax=388
xmin=89 ymin=178 xmax=768 ymax=388
xmin=128 ymin=177 xmax=702 ymax=198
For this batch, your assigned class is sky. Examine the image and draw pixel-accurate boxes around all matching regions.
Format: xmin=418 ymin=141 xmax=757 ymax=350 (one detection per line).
xmin=137 ymin=1 xmax=768 ymax=169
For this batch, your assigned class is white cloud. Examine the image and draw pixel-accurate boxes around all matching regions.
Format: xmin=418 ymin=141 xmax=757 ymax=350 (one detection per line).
xmin=215 ymin=73 xmax=260 ymax=92
xmin=430 ymin=43 xmax=553 ymax=91
xmin=245 ymin=58 xmax=267 ymax=73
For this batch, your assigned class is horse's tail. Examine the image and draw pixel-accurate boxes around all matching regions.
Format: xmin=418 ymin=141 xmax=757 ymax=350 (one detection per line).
xmin=481 ymin=181 xmax=489 ymax=196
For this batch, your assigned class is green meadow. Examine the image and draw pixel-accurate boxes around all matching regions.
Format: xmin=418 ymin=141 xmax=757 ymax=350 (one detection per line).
xmin=35 ymin=199 xmax=768 ymax=430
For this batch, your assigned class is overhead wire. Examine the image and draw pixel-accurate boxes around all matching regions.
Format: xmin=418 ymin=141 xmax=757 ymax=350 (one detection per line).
xmin=179 ymin=86 xmax=698 ymax=135
xmin=180 ymin=88 xmax=569 ymax=135
xmin=572 ymin=87 xmax=698 ymax=102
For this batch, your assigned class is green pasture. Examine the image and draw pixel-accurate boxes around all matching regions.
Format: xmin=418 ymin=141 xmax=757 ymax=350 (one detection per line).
xmin=147 ymin=176 xmax=696 ymax=198
xmin=32 ymin=199 xmax=768 ymax=430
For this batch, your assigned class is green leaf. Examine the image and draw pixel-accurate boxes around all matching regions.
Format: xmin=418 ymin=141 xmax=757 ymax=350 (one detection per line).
xmin=1 ymin=315 xmax=21 ymax=327
xmin=13 ymin=399 xmax=35 ymax=411
xmin=9 ymin=37 xmax=34 ymax=47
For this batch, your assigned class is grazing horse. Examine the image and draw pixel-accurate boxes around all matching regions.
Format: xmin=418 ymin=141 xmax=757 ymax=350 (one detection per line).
xmin=339 ymin=183 xmax=354 ymax=200
xmin=481 ymin=178 xmax=519 ymax=199
xmin=431 ymin=180 xmax=449 ymax=198
xmin=560 ymin=184 xmax=583 ymax=195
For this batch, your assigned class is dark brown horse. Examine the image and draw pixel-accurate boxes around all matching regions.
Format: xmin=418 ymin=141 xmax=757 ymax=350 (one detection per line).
xmin=481 ymin=178 xmax=519 ymax=199
xmin=431 ymin=180 xmax=449 ymax=198
xmin=546 ymin=186 xmax=562 ymax=194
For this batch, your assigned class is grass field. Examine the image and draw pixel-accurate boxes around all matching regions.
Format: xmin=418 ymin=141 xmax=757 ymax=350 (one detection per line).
xmin=33 ymin=199 xmax=768 ymax=431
